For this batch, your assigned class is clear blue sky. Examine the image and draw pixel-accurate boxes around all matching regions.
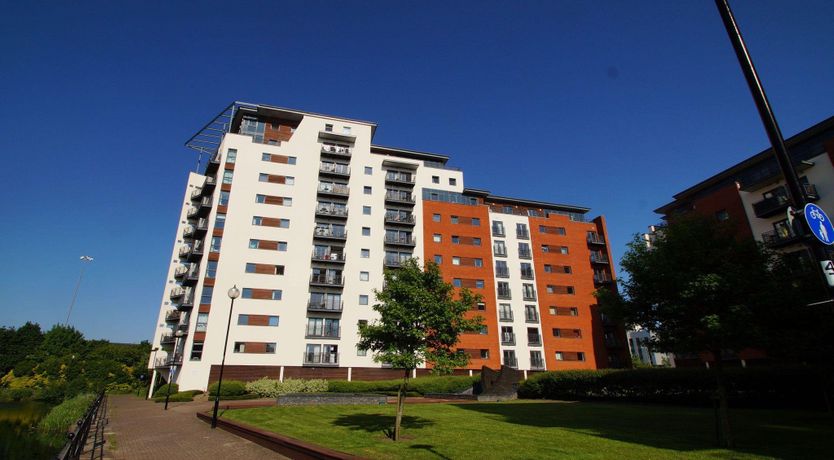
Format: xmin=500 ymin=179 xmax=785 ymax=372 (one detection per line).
xmin=1 ymin=1 xmax=832 ymax=343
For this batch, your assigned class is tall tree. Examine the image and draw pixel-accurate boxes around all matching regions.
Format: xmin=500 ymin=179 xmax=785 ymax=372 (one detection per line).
xmin=358 ymin=258 xmax=483 ymax=441
xmin=0 ymin=322 xmax=43 ymax=375
xmin=597 ymin=216 xmax=803 ymax=447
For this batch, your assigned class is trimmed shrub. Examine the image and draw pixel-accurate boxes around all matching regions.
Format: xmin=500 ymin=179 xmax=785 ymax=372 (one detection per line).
xmin=153 ymin=383 xmax=178 ymax=398
xmin=153 ymin=392 xmax=194 ymax=403
xmin=245 ymin=378 xmax=329 ymax=398
xmin=208 ymin=380 xmax=247 ymax=397
xmin=517 ymin=367 xmax=834 ymax=409
xmin=328 ymin=375 xmax=478 ymax=396
xmin=208 ymin=393 xmax=260 ymax=401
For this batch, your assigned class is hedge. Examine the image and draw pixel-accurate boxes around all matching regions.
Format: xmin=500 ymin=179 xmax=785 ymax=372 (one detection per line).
xmin=208 ymin=380 xmax=247 ymax=397
xmin=328 ymin=375 xmax=479 ymax=395
xmin=245 ymin=378 xmax=328 ymax=398
xmin=153 ymin=392 xmax=194 ymax=403
xmin=517 ymin=367 xmax=834 ymax=409
xmin=152 ymin=383 xmax=178 ymax=398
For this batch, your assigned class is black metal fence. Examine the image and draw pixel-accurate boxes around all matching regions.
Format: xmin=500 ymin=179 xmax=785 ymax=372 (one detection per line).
xmin=55 ymin=391 xmax=108 ymax=460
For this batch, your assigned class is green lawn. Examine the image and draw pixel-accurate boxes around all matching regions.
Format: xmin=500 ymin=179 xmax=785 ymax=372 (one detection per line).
xmin=221 ymin=400 xmax=832 ymax=459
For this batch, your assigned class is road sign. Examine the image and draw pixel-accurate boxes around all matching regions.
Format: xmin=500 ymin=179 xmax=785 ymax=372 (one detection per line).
xmin=821 ymin=261 xmax=834 ymax=287
xmin=804 ymin=203 xmax=834 ymax=245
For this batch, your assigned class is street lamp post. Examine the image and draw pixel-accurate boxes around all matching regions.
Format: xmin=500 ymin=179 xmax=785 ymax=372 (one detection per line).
xmin=164 ymin=331 xmax=183 ymax=410
xmin=65 ymin=255 xmax=94 ymax=326
xmin=211 ymin=285 xmax=240 ymax=429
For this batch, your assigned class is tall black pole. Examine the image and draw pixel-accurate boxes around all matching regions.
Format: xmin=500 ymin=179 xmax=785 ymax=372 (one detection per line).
xmin=715 ymin=0 xmax=834 ymax=297
xmin=211 ymin=291 xmax=236 ymax=429
xmin=164 ymin=334 xmax=180 ymax=410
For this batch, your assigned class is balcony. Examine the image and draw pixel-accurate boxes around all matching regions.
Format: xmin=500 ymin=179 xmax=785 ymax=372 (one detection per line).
xmin=319 ymin=163 xmax=351 ymax=177
xmin=310 ymin=274 xmax=344 ymax=287
xmin=385 ymin=191 xmax=415 ymax=205
xmin=315 ymin=206 xmax=348 ymax=219
xmin=384 ymin=257 xmax=406 ymax=268
xmin=594 ymin=272 xmax=614 ymax=284
xmin=497 ymin=288 xmax=511 ymax=300
xmin=312 ymin=250 xmax=346 ymax=263
xmin=384 ymin=234 xmax=416 ymax=247
xmin=303 ymin=352 xmax=340 ymax=366
xmin=305 ymin=327 xmax=341 ymax=339
xmin=516 ymin=231 xmax=530 ymax=240
xmin=165 ymin=310 xmax=181 ymax=322
xmin=313 ymin=227 xmax=347 ymax=240
xmin=530 ymin=357 xmax=546 ymax=370
xmin=762 ymin=228 xmax=801 ymax=248
xmin=495 ymin=267 xmax=509 ymax=278
xmin=317 ymin=183 xmax=350 ymax=197
xmin=203 ymin=176 xmax=217 ymax=192
xmin=176 ymin=323 xmax=189 ymax=335
xmin=160 ymin=333 xmax=176 ymax=345
xmin=527 ymin=334 xmax=542 ymax=346
xmin=525 ymin=312 xmax=539 ymax=323
xmin=753 ymin=184 xmax=818 ymax=218
xmin=501 ymin=333 xmax=516 ymax=346
xmin=590 ymin=253 xmax=610 ymax=264
xmin=178 ymin=244 xmax=192 ymax=258
xmin=320 ymin=144 xmax=352 ymax=157
xmin=384 ymin=213 xmax=416 ymax=226
xmin=492 ymin=226 xmax=505 ymax=237
xmin=195 ymin=218 xmax=209 ymax=235
xmin=499 ymin=312 xmax=514 ymax=322
xmin=520 ymin=270 xmax=534 ymax=280
xmin=184 ymin=264 xmax=200 ymax=285
xmin=198 ymin=196 xmax=213 ymax=215
xmin=154 ymin=354 xmax=182 ymax=368
xmin=177 ymin=294 xmax=194 ymax=309
xmin=523 ymin=291 xmax=537 ymax=301
xmin=188 ymin=241 xmax=205 ymax=261
xmin=518 ymin=250 xmax=532 ymax=260
xmin=169 ymin=286 xmax=186 ymax=300
xmin=186 ymin=206 xmax=199 ymax=218
xmin=190 ymin=188 xmax=203 ymax=200
xmin=307 ymin=300 xmax=344 ymax=313
xmin=183 ymin=225 xmax=195 ymax=238
xmin=588 ymin=233 xmax=606 ymax=245
xmin=385 ymin=173 xmax=415 ymax=186
xmin=494 ymin=249 xmax=507 ymax=258
xmin=503 ymin=356 xmax=518 ymax=368
xmin=173 ymin=264 xmax=188 ymax=279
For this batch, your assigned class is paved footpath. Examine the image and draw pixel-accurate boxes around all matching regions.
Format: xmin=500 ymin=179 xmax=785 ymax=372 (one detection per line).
xmin=105 ymin=395 xmax=288 ymax=460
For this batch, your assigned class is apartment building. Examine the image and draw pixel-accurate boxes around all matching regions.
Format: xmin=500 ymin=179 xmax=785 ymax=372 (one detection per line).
xmin=651 ymin=115 xmax=834 ymax=367
xmin=148 ymin=102 xmax=625 ymax=391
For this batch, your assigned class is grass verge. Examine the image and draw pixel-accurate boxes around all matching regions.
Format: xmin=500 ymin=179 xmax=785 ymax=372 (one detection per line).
xmin=222 ymin=400 xmax=833 ymax=459
xmin=37 ymin=394 xmax=95 ymax=434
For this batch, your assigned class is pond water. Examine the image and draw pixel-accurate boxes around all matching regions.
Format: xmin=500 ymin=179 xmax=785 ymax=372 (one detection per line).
xmin=0 ymin=401 xmax=63 ymax=460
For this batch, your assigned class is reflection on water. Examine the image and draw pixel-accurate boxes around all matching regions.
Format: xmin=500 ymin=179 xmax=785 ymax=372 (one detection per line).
xmin=0 ymin=401 xmax=63 ymax=460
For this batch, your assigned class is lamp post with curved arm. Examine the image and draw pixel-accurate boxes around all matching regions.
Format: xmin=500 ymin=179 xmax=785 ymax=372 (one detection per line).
xmin=211 ymin=285 xmax=240 ymax=429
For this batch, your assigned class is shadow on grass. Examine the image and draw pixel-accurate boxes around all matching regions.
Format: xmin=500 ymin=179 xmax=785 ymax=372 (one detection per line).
xmin=451 ymin=401 xmax=833 ymax=459
xmin=332 ymin=413 xmax=434 ymax=439
xmin=410 ymin=444 xmax=451 ymax=459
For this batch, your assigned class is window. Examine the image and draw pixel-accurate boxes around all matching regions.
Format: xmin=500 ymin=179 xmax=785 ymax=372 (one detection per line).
xmin=360 ymin=271 xmax=369 ymax=281
xmin=278 ymin=241 xmax=287 ymax=251
xmin=560 ymin=246 xmax=569 ymax=254
xmin=364 ymin=186 xmax=372 ymax=195
xmin=544 ymin=264 xmax=552 ymax=273
xmin=263 ymin=343 xmax=276 ymax=353
xmin=255 ymin=194 xmax=265 ymax=203
xmin=434 ymin=255 xmax=442 ymax=264
xmin=234 ymin=342 xmax=245 ymax=353
xmin=452 ymin=235 xmax=460 ymax=244
xmin=226 ymin=149 xmax=237 ymax=163
xmin=357 ymin=346 xmax=368 ymax=357
xmin=196 ymin=313 xmax=208 ymax=332
xmin=222 ymin=169 xmax=234 ymax=184
xmin=249 ymin=240 xmax=260 ymax=249
xmin=495 ymin=260 xmax=509 ymax=277
xmin=363 ymin=206 xmax=371 ymax=215
xmin=284 ymin=197 xmax=292 ymax=206
xmin=200 ymin=286 xmax=213 ymax=304
xmin=474 ymin=258 xmax=483 ymax=267
xmin=219 ymin=191 xmax=230 ymax=206
xmin=494 ymin=240 xmax=507 ymax=256
xmin=476 ymin=302 xmax=486 ymax=311
xmin=432 ymin=176 xmax=440 ymax=184
xmin=523 ymin=283 xmax=536 ymax=300
xmin=492 ymin=221 xmax=505 ymax=236
xmin=325 ymin=123 xmax=333 ymax=132
xmin=190 ymin=341 xmax=203 ymax=361
xmin=449 ymin=178 xmax=457 ymax=186
xmin=215 ymin=213 xmax=226 ymax=229
xmin=361 ymin=248 xmax=370 ymax=258
xmin=245 ymin=263 xmax=284 ymax=275
xmin=520 ymin=262 xmax=534 ymax=279
xmin=452 ymin=256 xmax=461 ymax=266
xmin=525 ymin=305 xmax=539 ymax=322
xmin=516 ymin=223 xmax=529 ymax=239
xmin=480 ymin=349 xmax=489 ymax=359
xmin=497 ymin=282 xmax=511 ymax=298
xmin=479 ymin=326 xmax=488 ymax=335
xmin=359 ymin=295 xmax=369 ymax=305
xmin=268 ymin=316 xmax=279 ymax=326
xmin=475 ymin=280 xmax=485 ymax=288
xmin=433 ymin=233 xmax=442 ymax=243
xmin=473 ymin=238 xmax=481 ymax=246
xmin=471 ymin=217 xmax=480 ymax=226
xmin=206 ymin=261 xmax=217 ymax=278
xmin=433 ymin=213 xmax=441 ymax=222
xmin=362 ymin=227 xmax=371 ymax=236
xmin=716 ymin=209 xmax=729 ymax=221
xmin=287 ymin=156 xmax=297 ymax=165
xmin=258 ymin=173 xmax=269 ymax=182
xmin=499 ymin=304 xmax=513 ymax=321
xmin=210 ymin=237 xmax=222 ymax=253
xmin=453 ymin=278 xmax=462 ymax=287
xmin=261 ymin=153 xmax=271 ymax=161
xmin=364 ymin=166 xmax=373 ymax=175
xmin=451 ymin=216 xmax=459 ymax=224
xmin=518 ymin=242 xmax=531 ymax=258
xmin=285 ymin=176 xmax=295 ymax=185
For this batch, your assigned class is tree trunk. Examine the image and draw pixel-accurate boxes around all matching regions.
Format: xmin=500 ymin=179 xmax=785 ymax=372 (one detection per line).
xmin=394 ymin=369 xmax=409 ymax=441
xmin=712 ymin=352 xmax=734 ymax=448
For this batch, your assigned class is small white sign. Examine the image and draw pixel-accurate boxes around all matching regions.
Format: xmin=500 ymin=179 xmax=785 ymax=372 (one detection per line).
xmin=820 ymin=260 xmax=834 ymax=287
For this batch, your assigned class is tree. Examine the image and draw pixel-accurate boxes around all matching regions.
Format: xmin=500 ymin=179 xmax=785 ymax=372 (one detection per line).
xmin=0 ymin=322 xmax=43 ymax=375
xmin=357 ymin=258 xmax=484 ymax=441
xmin=597 ymin=216 xmax=803 ymax=447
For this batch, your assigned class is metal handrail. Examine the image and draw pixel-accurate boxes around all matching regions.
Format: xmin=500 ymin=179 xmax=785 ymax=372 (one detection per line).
xmin=55 ymin=391 xmax=107 ymax=460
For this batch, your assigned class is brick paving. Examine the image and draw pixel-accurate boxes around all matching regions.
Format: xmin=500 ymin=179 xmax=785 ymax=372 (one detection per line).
xmin=105 ymin=395 xmax=288 ymax=459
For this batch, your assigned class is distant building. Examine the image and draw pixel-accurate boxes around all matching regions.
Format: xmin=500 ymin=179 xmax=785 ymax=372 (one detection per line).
xmin=148 ymin=102 xmax=629 ymax=392
xmin=627 ymin=328 xmax=674 ymax=367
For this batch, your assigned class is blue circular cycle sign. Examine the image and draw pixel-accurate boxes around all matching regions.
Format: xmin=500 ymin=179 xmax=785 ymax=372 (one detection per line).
xmin=804 ymin=203 xmax=834 ymax=245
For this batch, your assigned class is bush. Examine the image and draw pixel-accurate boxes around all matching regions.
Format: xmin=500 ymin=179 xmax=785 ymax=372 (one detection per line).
xmin=208 ymin=393 xmax=260 ymax=401
xmin=245 ymin=378 xmax=329 ymax=398
xmin=106 ymin=383 xmax=134 ymax=394
xmin=328 ymin=375 xmax=478 ymax=395
xmin=517 ymin=367 xmax=834 ymax=409
xmin=153 ymin=383 xmax=178 ymax=398
xmin=38 ymin=393 xmax=96 ymax=433
xmin=7 ymin=387 xmax=34 ymax=401
xmin=208 ymin=380 xmax=247 ymax=397
xmin=153 ymin=392 xmax=194 ymax=403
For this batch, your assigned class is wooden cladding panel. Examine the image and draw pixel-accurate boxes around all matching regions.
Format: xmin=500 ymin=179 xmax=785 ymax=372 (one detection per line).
xmin=246 ymin=315 xmax=271 ymax=326
xmin=539 ymin=225 xmax=566 ymax=235
xmin=547 ymin=285 xmax=574 ymax=294
xmin=248 ymin=289 xmax=275 ymax=300
xmin=256 ymin=240 xmax=279 ymax=250
xmin=263 ymin=195 xmax=284 ymax=205
xmin=207 ymin=365 xmax=470 ymax=386
xmin=283 ymin=367 xmax=349 ymax=380
xmin=558 ymin=352 xmax=584 ymax=361
xmin=250 ymin=263 xmax=278 ymax=275
xmin=265 ymin=174 xmax=287 ymax=184
xmin=459 ymin=279 xmax=481 ymax=289
xmin=554 ymin=307 xmax=578 ymax=316
xmin=554 ymin=328 xmax=582 ymax=339
xmin=260 ymin=217 xmax=285 ymax=228
xmin=193 ymin=332 xmax=206 ymax=341
xmin=267 ymin=154 xmax=290 ymax=164
xmin=458 ymin=236 xmax=479 ymax=246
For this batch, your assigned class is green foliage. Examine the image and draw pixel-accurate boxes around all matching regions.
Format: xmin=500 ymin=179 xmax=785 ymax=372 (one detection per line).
xmin=518 ymin=367 xmax=833 ymax=409
xmin=40 ymin=325 xmax=87 ymax=357
xmin=245 ymin=378 xmax=329 ymax=398
xmin=153 ymin=392 xmax=194 ymax=403
xmin=37 ymin=393 xmax=96 ymax=433
xmin=358 ymin=258 xmax=484 ymax=374
xmin=153 ymin=383 xmax=179 ymax=398
xmin=208 ymin=380 xmax=247 ymax=396
xmin=0 ymin=322 xmax=43 ymax=375
xmin=328 ymin=375 xmax=479 ymax=395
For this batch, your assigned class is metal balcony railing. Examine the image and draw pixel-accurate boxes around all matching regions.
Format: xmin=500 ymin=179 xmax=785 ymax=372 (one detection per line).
xmin=312 ymin=250 xmax=346 ymax=262
xmin=501 ymin=333 xmax=516 ymax=345
xmin=385 ymin=213 xmax=416 ymax=225
xmin=761 ymin=228 xmax=801 ymax=248
xmin=313 ymin=227 xmax=347 ymax=239
xmin=317 ymin=183 xmax=350 ymax=196
xmin=307 ymin=300 xmax=344 ymax=312
xmin=385 ymin=191 xmax=415 ymax=204
xmin=527 ymin=334 xmax=542 ymax=346
xmin=169 ymin=287 xmax=185 ymax=299
xmin=520 ymin=270 xmax=535 ymax=280
xmin=497 ymin=288 xmax=511 ymax=299
xmin=525 ymin=312 xmax=539 ymax=323
xmin=385 ymin=173 xmax=415 ymax=185
xmin=310 ymin=274 xmax=344 ymax=286
xmin=321 ymin=145 xmax=352 ymax=156
xmin=518 ymin=250 xmax=532 ymax=259
xmin=587 ymin=233 xmax=606 ymax=245
xmin=594 ymin=273 xmax=613 ymax=284
xmin=186 ymin=207 xmax=199 ymax=218
xmin=530 ymin=358 xmax=546 ymax=370
xmin=319 ymin=163 xmax=351 ymax=176
xmin=495 ymin=267 xmax=509 ymax=278
xmin=384 ymin=257 xmax=406 ymax=268
xmin=516 ymin=231 xmax=530 ymax=240
xmin=384 ymin=234 xmax=416 ymax=246
xmin=305 ymin=327 xmax=341 ymax=339
xmin=752 ymin=184 xmax=817 ymax=218
xmin=523 ymin=291 xmax=537 ymax=301
xmin=155 ymin=355 xmax=183 ymax=368
xmin=499 ymin=312 xmax=514 ymax=322
xmin=315 ymin=206 xmax=349 ymax=218
xmin=303 ymin=352 xmax=340 ymax=366
xmin=503 ymin=356 xmax=518 ymax=368
xmin=590 ymin=253 xmax=610 ymax=264
xmin=160 ymin=333 xmax=176 ymax=344
xmin=492 ymin=226 xmax=505 ymax=237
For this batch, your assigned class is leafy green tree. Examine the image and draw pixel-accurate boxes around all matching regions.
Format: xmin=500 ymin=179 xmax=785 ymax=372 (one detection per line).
xmin=0 ymin=322 xmax=43 ymax=375
xmin=40 ymin=324 xmax=86 ymax=357
xmin=358 ymin=258 xmax=483 ymax=441
xmin=597 ymin=216 xmax=803 ymax=447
